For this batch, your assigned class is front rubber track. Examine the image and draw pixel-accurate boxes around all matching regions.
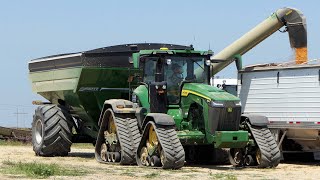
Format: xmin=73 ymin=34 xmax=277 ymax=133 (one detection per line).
xmin=137 ymin=121 xmax=185 ymax=169
xmin=248 ymin=123 xmax=281 ymax=168
xmin=95 ymin=109 xmax=141 ymax=165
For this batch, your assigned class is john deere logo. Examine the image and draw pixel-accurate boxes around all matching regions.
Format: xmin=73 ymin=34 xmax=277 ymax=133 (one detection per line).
xmin=227 ymin=107 xmax=233 ymax=113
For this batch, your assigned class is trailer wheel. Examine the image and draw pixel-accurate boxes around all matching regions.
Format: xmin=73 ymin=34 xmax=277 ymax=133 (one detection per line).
xmin=32 ymin=105 xmax=73 ymax=156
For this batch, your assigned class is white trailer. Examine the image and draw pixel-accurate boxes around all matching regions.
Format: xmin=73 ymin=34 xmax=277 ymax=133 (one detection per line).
xmin=237 ymin=63 xmax=320 ymax=159
xmin=211 ymin=78 xmax=238 ymax=96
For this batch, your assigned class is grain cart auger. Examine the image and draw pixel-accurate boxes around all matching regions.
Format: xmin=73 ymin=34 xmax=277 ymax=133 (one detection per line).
xmin=210 ymin=7 xmax=307 ymax=167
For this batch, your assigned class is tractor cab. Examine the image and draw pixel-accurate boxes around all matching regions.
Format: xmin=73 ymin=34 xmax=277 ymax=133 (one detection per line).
xmin=132 ymin=48 xmax=212 ymax=113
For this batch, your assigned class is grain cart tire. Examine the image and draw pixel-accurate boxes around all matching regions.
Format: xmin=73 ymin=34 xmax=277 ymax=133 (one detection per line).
xmin=32 ymin=105 xmax=73 ymax=156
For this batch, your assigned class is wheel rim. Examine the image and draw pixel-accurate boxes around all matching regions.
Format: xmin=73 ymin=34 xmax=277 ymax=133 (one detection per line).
xmin=111 ymin=153 xmax=116 ymax=162
xmin=107 ymin=114 xmax=118 ymax=151
xmin=233 ymin=149 xmax=242 ymax=164
xmin=245 ymin=155 xmax=253 ymax=166
xmin=35 ymin=119 xmax=43 ymax=144
xmin=140 ymin=147 xmax=149 ymax=166
xmin=256 ymin=149 xmax=261 ymax=165
xmin=107 ymin=153 xmax=112 ymax=162
xmin=108 ymin=115 xmax=116 ymax=134
xmin=100 ymin=143 xmax=107 ymax=161
xmin=148 ymin=125 xmax=158 ymax=149
xmin=234 ymin=152 xmax=241 ymax=164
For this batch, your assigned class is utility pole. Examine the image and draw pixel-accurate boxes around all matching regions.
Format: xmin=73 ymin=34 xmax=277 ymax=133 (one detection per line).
xmin=14 ymin=108 xmax=27 ymax=128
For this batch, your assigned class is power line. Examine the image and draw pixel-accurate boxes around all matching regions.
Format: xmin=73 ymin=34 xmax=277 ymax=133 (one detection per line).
xmin=13 ymin=108 xmax=28 ymax=128
xmin=0 ymin=103 xmax=34 ymax=108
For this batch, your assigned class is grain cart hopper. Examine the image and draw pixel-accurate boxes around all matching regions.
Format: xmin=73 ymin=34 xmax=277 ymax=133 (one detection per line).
xmin=29 ymin=7 xmax=306 ymax=169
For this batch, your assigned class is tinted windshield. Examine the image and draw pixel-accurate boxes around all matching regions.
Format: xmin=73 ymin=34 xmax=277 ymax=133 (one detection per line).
xmin=166 ymin=56 xmax=207 ymax=84
xmin=165 ymin=56 xmax=208 ymax=103
xmin=142 ymin=56 xmax=208 ymax=83
xmin=142 ymin=55 xmax=208 ymax=104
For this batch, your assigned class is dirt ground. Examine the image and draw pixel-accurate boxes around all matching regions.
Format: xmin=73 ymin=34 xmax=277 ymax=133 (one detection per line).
xmin=0 ymin=145 xmax=320 ymax=180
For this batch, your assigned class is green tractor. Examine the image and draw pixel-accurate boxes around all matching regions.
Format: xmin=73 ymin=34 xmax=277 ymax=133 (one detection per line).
xmin=92 ymin=45 xmax=281 ymax=169
xmin=29 ymin=43 xmax=279 ymax=169
xmin=29 ymin=7 xmax=308 ymax=169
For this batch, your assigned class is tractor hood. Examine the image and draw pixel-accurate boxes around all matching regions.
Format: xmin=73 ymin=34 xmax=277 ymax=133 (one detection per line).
xmin=181 ymin=83 xmax=240 ymax=101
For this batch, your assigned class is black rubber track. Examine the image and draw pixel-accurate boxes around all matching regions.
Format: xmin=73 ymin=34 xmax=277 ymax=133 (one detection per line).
xmin=95 ymin=109 xmax=141 ymax=165
xmin=248 ymin=123 xmax=281 ymax=168
xmin=137 ymin=121 xmax=185 ymax=169
xmin=32 ymin=105 xmax=73 ymax=156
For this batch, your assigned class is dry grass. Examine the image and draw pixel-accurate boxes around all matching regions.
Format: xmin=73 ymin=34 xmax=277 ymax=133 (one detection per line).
xmin=1 ymin=160 xmax=87 ymax=178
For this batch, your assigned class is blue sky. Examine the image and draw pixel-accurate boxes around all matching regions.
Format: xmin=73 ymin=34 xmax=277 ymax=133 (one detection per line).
xmin=0 ymin=1 xmax=319 ymax=127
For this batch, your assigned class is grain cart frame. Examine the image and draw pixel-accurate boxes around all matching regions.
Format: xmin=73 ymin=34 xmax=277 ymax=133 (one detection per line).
xmin=29 ymin=7 xmax=307 ymax=169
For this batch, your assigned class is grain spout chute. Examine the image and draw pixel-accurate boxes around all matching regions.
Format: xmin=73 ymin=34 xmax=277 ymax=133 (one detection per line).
xmin=211 ymin=7 xmax=308 ymax=74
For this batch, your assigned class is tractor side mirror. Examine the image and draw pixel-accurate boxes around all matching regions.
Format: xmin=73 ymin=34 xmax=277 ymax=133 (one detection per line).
xmin=166 ymin=59 xmax=172 ymax=65
xmin=128 ymin=57 xmax=133 ymax=64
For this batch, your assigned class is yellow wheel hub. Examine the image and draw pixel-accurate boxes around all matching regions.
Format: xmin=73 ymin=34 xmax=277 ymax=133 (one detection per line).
xmin=108 ymin=115 xmax=116 ymax=134
xmin=148 ymin=125 xmax=158 ymax=148
xmin=256 ymin=149 xmax=261 ymax=164
xmin=100 ymin=143 xmax=107 ymax=161
xmin=140 ymin=147 xmax=149 ymax=166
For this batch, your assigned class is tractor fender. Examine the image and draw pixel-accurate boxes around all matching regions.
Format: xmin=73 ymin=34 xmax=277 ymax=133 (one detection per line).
xmin=241 ymin=114 xmax=269 ymax=127
xmin=98 ymin=99 xmax=137 ymax=126
xmin=141 ymin=113 xmax=175 ymax=129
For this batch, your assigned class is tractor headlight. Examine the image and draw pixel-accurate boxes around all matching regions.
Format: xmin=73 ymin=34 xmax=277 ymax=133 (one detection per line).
xmin=235 ymin=101 xmax=241 ymax=106
xmin=210 ymin=101 xmax=225 ymax=107
xmin=162 ymin=85 xmax=166 ymax=89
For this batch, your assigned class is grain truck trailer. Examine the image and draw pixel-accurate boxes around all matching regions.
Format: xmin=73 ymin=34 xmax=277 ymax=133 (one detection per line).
xmin=238 ymin=62 xmax=320 ymax=159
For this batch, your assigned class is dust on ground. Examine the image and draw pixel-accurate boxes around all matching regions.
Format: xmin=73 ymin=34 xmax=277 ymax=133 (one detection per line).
xmin=0 ymin=145 xmax=319 ymax=180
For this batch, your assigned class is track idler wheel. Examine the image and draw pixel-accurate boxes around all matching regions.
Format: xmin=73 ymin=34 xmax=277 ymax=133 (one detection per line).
xmin=150 ymin=155 xmax=161 ymax=167
xmin=245 ymin=155 xmax=254 ymax=166
xmin=112 ymin=152 xmax=121 ymax=163
xmin=229 ymin=148 xmax=244 ymax=166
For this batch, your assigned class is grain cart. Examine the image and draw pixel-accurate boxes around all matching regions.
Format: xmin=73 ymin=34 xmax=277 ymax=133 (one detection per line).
xmin=29 ymin=7 xmax=306 ymax=169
